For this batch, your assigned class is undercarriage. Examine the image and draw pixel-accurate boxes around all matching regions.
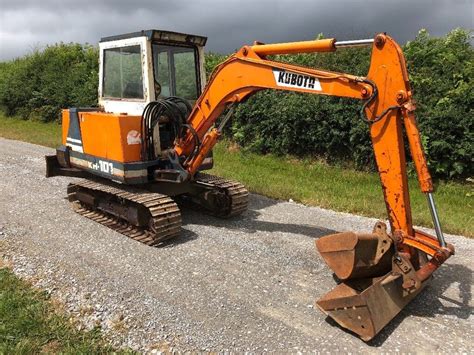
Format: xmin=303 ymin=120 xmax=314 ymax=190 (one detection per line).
xmin=66 ymin=173 xmax=249 ymax=246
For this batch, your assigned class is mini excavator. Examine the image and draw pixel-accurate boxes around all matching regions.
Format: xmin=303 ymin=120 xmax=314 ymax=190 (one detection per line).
xmin=45 ymin=29 xmax=454 ymax=340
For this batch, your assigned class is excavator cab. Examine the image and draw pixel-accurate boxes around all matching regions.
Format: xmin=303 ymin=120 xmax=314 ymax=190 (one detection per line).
xmin=98 ymin=29 xmax=207 ymax=115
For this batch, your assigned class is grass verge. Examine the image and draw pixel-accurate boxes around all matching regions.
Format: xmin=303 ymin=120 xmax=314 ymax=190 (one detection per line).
xmin=210 ymin=142 xmax=472 ymax=237
xmin=0 ymin=267 xmax=128 ymax=353
xmin=0 ymin=115 xmax=61 ymax=148
xmin=0 ymin=113 xmax=471 ymax=237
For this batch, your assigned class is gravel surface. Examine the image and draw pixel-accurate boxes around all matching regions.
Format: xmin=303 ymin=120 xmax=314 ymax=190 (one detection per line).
xmin=0 ymin=137 xmax=472 ymax=353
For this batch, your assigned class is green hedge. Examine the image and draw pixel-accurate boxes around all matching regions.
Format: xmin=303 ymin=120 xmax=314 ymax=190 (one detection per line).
xmin=0 ymin=43 xmax=98 ymax=122
xmin=0 ymin=29 xmax=471 ymax=178
xmin=403 ymin=29 xmax=473 ymax=178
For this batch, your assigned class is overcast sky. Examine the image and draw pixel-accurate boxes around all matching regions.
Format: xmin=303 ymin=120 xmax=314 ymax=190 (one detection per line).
xmin=0 ymin=0 xmax=472 ymax=61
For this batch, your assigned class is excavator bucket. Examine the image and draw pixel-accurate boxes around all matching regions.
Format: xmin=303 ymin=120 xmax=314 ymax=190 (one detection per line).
xmin=315 ymin=222 xmax=427 ymax=341
xmin=316 ymin=273 xmax=427 ymax=341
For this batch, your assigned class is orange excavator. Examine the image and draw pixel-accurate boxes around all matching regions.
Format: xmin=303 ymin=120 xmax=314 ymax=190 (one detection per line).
xmin=45 ymin=29 xmax=454 ymax=340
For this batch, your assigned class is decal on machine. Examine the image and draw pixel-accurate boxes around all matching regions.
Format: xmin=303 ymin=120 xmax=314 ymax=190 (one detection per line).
xmin=88 ymin=160 xmax=114 ymax=174
xmin=66 ymin=137 xmax=84 ymax=153
xmin=273 ymin=69 xmax=322 ymax=91
xmin=127 ymin=130 xmax=141 ymax=145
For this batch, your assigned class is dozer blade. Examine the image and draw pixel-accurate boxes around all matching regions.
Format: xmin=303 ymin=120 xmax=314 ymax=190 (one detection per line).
xmin=315 ymin=222 xmax=427 ymax=341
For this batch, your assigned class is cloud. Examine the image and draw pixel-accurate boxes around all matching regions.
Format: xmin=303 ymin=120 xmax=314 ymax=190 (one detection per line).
xmin=0 ymin=0 xmax=472 ymax=60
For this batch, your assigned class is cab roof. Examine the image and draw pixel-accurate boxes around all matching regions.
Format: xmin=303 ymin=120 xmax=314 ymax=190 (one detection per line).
xmin=100 ymin=29 xmax=207 ymax=46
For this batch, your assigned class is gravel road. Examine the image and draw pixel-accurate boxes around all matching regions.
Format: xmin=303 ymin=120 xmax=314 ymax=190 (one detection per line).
xmin=0 ymin=137 xmax=472 ymax=353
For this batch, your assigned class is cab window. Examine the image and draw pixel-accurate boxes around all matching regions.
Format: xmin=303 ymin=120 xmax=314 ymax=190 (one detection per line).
xmin=152 ymin=44 xmax=199 ymax=100
xmin=103 ymin=45 xmax=143 ymax=99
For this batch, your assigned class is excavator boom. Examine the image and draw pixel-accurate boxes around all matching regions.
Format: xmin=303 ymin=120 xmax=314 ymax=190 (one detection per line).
xmin=170 ymin=33 xmax=454 ymax=340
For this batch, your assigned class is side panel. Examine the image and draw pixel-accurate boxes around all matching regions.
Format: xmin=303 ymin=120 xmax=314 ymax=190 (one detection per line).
xmin=79 ymin=112 xmax=142 ymax=163
xmin=63 ymin=108 xmax=96 ymax=153
xmin=61 ymin=110 xmax=70 ymax=145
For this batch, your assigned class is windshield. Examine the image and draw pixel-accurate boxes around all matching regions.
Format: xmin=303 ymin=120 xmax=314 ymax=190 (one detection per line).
xmin=103 ymin=45 xmax=143 ymax=99
xmin=152 ymin=44 xmax=199 ymax=100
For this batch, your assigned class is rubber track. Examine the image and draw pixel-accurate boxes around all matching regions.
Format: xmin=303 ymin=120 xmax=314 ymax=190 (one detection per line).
xmin=67 ymin=180 xmax=181 ymax=246
xmin=194 ymin=173 xmax=249 ymax=217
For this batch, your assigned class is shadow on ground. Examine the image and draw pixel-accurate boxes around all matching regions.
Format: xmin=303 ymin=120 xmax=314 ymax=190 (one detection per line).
xmin=362 ymin=263 xmax=473 ymax=346
xmin=179 ymin=194 xmax=336 ymax=239
xmin=159 ymin=228 xmax=199 ymax=248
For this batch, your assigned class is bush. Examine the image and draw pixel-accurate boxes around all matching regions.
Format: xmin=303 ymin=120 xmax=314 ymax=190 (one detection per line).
xmin=0 ymin=43 xmax=98 ymax=121
xmin=204 ymin=52 xmax=229 ymax=77
xmin=404 ymin=29 xmax=473 ymax=178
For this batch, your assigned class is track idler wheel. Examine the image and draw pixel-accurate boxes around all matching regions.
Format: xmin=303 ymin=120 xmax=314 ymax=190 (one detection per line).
xmin=315 ymin=222 xmax=427 ymax=341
